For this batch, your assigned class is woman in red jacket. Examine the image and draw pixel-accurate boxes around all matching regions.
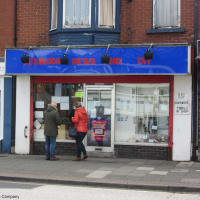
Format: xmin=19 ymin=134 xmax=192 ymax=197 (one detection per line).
xmin=72 ymin=101 xmax=88 ymax=161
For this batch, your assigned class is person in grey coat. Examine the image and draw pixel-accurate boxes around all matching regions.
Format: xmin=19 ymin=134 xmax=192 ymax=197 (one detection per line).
xmin=44 ymin=102 xmax=61 ymax=161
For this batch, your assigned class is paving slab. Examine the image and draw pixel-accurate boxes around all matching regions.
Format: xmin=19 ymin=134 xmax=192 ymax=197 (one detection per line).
xmin=0 ymin=154 xmax=200 ymax=193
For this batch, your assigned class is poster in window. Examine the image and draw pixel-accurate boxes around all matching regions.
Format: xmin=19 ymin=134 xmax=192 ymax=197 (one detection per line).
xmin=35 ymin=101 xmax=44 ymax=109
xmin=91 ymin=119 xmax=107 ymax=142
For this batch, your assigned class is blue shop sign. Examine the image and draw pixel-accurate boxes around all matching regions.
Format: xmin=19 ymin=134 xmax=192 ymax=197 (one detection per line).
xmin=5 ymin=46 xmax=190 ymax=75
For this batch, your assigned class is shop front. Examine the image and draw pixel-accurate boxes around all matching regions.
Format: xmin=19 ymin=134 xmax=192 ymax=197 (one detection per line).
xmin=5 ymin=44 xmax=192 ymax=160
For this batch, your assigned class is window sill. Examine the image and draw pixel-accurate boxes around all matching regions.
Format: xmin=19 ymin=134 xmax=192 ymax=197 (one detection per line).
xmin=49 ymin=27 xmax=120 ymax=34
xmin=146 ymin=28 xmax=185 ymax=34
xmin=115 ymin=142 xmax=168 ymax=147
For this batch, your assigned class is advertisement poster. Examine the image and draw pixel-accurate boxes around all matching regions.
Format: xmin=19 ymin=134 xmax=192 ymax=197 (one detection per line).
xmin=88 ymin=119 xmax=109 ymax=146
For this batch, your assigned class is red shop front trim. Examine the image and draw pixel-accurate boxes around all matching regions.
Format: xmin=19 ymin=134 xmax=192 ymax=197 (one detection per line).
xmin=30 ymin=75 xmax=174 ymax=151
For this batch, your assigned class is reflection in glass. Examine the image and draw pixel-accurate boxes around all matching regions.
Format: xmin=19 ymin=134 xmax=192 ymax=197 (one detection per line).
xmin=87 ymin=90 xmax=111 ymax=147
xmin=115 ymin=84 xmax=169 ymax=144
xmin=33 ymin=83 xmax=83 ymax=141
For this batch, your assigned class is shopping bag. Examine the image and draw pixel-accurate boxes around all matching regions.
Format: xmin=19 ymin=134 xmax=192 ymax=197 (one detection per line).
xmin=68 ymin=127 xmax=77 ymax=138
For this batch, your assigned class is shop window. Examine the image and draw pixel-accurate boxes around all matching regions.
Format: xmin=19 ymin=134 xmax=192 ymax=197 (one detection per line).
xmin=51 ymin=0 xmax=58 ymax=30
xmin=153 ymin=0 xmax=180 ymax=29
xmin=63 ymin=0 xmax=91 ymax=27
xmin=33 ymin=83 xmax=83 ymax=141
xmin=99 ymin=0 xmax=115 ymax=28
xmin=115 ymin=83 xmax=169 ymax=144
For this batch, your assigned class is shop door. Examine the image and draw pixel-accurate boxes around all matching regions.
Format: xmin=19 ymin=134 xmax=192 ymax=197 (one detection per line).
xmin=85 ymin=86 xmax=114 ymax=153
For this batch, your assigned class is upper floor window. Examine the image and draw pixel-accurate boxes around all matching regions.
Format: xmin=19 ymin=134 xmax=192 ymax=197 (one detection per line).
xmin=63 ymin=0 xmax=91 ymax=28
xmin=62 ymin=0 xmax=115 ymax=28
xmin=99 ymin=0 xmax=115 ymax=28
xmin=153 ymin=0 xmax=180 ymax=29
xmin=51 ymin=0 xmax=58 ymax=30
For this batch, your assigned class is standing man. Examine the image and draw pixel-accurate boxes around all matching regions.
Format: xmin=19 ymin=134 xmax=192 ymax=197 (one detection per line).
xmin=44 ymin=102 xmax=61 ymax=161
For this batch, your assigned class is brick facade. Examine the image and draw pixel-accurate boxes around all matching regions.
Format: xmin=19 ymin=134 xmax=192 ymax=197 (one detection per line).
xmin=33 ymin=142 xmax=76 ymax=156
xmin=120 ymin=0 xmax=200 ymax=160
xmin=33 ymin=142 xmax=169 ymax=160
xmin=0 ymin=0 xmax=200 ymax=160
xmin=16 ymin=0 xmax=49 ymax=47
xmin=120 ymin=0 xmax=194 ymax=45
xmin=0 ymin=1 xmax=15 ymax=56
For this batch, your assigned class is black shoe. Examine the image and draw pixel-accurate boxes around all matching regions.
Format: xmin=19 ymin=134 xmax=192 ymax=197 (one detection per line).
xmin=82 ymin=155 xmax=88 ymax=160
xmin=46 ymin=158 xmax=50 ymax=160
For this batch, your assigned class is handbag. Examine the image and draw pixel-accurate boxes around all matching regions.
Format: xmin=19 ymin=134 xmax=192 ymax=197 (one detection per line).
xmin=68 ymin=127 xmax=77 ymax=138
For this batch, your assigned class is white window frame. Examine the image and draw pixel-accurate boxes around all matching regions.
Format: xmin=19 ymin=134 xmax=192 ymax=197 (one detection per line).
xmin=98 ymin=0 xmax=115 ymax=28
xmin=50 ymin=0 xmax=58 ymax=30
xmin=153 ymin=0 xmax=181 ymax=29
xmin=63 ymin=0 xmax=91 ymax=28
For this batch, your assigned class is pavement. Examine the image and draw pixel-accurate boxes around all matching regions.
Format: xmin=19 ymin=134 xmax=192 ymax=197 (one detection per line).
xmin=0 ymin=154 xmax=200 ymax=193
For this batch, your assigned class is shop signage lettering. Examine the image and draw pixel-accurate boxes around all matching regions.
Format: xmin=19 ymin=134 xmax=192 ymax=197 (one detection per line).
xmin=26 ymin=57 xmax=123 ymax=65
xmin=72 ymin=58 xmax=96 ymax=65
xmin=174 ymin=92 xmax=190 ymax=115
xmin=72 ymin=57 xmax=122 ymax=65
xmin=26 ymin=57 xmax=149 ymax=65
xmin=27 ymin=58 xmax=61 ymax=65
xmin=137 ymin=57 xmax=151 ymax=65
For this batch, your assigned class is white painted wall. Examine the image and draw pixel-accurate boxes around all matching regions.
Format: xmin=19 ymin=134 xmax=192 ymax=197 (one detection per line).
xmin=15 ymin=76 xmax=30 ymax=154
xmin=0 ymin=77 xmax=4 ymax=141
xmin=173 ymin=75 xmax=192 ymax=161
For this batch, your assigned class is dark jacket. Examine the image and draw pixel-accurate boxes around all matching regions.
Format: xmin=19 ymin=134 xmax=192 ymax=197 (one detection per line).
xmin=44 ymin=105 xmax=61 ymax=137
xmin=72 ymin=107 xmax=88 ymax=133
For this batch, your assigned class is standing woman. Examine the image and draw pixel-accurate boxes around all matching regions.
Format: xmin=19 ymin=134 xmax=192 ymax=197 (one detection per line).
xmin=44 ymin=102 xmax=61 ymax=161
xmin=72 ymin=101 xmax=88 ymax=161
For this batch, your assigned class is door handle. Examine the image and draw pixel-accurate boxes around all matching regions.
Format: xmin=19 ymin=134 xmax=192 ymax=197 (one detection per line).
xmin=24 ymin=126 xmax=28 ymax=138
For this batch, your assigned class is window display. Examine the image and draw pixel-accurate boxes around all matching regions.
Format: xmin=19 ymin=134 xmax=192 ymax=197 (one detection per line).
xmin=115 ymin=83 xmax=169 ymax=144
xmin=33 ymin=83 xmax=83 ymax=141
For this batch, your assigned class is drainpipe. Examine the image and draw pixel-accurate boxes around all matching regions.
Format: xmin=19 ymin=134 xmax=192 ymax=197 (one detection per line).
xmin=192 ymin=0 xmax=199 ymax=161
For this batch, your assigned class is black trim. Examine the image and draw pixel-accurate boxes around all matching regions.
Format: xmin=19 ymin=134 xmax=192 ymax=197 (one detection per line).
xmin=192 ymin=0 xmax=199 ymax=161
xmin=146 ymin=28 xmax=185 ymax=34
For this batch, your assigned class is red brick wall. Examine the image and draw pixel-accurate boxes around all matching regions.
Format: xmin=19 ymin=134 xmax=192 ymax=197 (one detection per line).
xmin=0 ymin=0 xmax=49 ymax=57
xmin=120 ymin=0 xmax=194 ymax=45
xmin=16 ymin=0 xmax=49 ymax=47
xmin=0 ymin=1 xmax=15 ymax=56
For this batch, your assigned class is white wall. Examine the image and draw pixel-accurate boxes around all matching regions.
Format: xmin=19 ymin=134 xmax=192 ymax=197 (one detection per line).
xmin=15 ymin=76 xmax=30 ymax=154
xmin=173 ymin=75 xmax=192 ymax=161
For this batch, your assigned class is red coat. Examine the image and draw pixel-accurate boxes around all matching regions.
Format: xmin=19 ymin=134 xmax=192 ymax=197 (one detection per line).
xmin=72 ymin=107 xmax=88 ymax=133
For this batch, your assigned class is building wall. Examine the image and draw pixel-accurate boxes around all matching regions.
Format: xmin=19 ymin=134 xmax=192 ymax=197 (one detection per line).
xmin=120 ymin=0 xmax=200 ymax=162
xmin=120 ymin=0 xmax=194 ymax=44
xmin=0 ymin=0 xmax=198 ymax=159
xmin=16 ymin=0 xmax=49 ymax=47
xmin=0 ymin=1 xmax=15 ymax=56
xmin=173 ymin=75 xmax=192 ymax=161
xmin=15 ymin=76 xmax=30 ymax=154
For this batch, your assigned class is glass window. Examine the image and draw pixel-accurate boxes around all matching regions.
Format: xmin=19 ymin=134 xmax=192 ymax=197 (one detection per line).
xmin=99 ymin=0 xmax=115 ymax=28
xmin=63 ymin=0 xmax=91 ymax=27
xmin=153 ymin=0 xmax=180 ymax=28
xmin=87 ymin=90 xmax=112 ymax=147
xmin=33 ymin=83 xmax=83 ymax=141
xmin=51 ymin=0 xmax=58 ymax=30
xmin=115 ymin=83 xmax=169 ymax=144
